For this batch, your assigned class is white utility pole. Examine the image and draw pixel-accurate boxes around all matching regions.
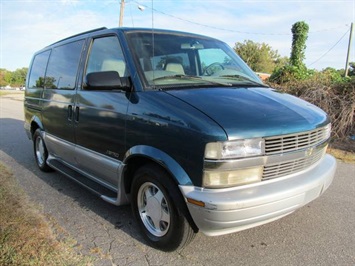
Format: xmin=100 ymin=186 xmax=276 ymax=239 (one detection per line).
xmin=345 ymin=22 xmax=353 ymax=77
xmin=119 ymin=0 xmax=125 ymax=27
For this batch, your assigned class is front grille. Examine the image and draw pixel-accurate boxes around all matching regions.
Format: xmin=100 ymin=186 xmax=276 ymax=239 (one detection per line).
xmin=261 ymin=124 xmax=330 ymax=181
xmin=264 ymin=125 xmax=330 ymax=155
xmin=262 ymin=146 xmax=326 ymax=181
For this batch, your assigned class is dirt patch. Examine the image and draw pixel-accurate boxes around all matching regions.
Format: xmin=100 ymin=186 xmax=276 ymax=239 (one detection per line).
xmin=330 ymin=138 xmax=355 ymax=153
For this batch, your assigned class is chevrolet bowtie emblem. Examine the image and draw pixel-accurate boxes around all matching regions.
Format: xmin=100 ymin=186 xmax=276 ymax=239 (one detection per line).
xmin=306 ymin=148 xmax=314 ymax=157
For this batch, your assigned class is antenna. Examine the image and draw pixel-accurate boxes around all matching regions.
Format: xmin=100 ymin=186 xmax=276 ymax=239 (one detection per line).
xmin=151 ymin=0 xmax=155 ymax=83
xmin=151 ymin=0 xmax=154 ymax=30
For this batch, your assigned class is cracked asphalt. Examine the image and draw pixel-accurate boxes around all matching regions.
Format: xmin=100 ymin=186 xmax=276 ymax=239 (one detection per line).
xmin=1 ymin=93 xmax=354 ymax=265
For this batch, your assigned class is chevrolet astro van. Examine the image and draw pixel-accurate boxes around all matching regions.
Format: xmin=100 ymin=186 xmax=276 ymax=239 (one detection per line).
xmin=24 ymin=27 xmax=336 ymax=251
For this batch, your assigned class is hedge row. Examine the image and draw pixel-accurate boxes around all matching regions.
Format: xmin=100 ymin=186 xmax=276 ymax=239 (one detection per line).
xmin=268 ymin=78 xmax=355 ymax=140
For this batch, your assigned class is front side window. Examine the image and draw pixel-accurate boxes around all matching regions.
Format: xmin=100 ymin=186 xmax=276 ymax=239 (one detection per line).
xmin=28 ymin=50 xmax=51 ymax=89
xmin=45 ymin=40 xmax=84 ymax=90
xmin=85 ymin=36 xmax=128 ymax=78
xmin=126 ymin=31 xmax=263 ymax=90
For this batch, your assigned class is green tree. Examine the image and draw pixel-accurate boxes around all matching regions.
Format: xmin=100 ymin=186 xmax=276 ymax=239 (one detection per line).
xmin=0 ymin=68 xmax=12 ymax=87
xmin=233 ymin=40 xmax=286 ymax=73
xmin=11 ymin=67 xmax=28 ymax=86
xmin=270 ymin=21 xmax=311 ymax=84
xmin=0 ymin=67 xmax=28 ymax=87
xmin=290 ymin=21 xmax=309 ymax=68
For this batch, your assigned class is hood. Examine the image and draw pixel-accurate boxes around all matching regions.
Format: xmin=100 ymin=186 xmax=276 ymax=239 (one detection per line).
xmin=166 ymin=87 xmax=329 ymax=140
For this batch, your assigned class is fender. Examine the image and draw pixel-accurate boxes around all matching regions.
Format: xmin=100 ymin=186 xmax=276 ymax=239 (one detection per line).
xmin=124 ymin=145 xmax=193 ymax=186
xmin=123 ymin=145 xmax=199 ymax=232
xmin=25 ymin=115 xmax=44 ymax=140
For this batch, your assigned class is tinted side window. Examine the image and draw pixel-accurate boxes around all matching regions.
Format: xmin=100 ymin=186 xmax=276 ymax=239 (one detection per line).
xmin=86 ymin=36 xmax=128 ymax=78
xmin=45 ymin=40 xmax=84 ymax=90
xmin=28 ymin=50 xmax=51 ymax=89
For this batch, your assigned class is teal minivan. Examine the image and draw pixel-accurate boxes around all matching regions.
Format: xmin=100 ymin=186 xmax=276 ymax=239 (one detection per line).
xmin=24 ymin=27 xmax=336 ymax=251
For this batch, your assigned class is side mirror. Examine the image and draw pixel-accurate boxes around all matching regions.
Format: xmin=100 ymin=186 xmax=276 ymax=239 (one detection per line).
xmin=84 ymin=71 xmax=131 ymax=91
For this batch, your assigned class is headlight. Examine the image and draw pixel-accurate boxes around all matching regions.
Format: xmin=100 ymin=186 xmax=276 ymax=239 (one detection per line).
xmin=203 ymin=166 xmax=263 ymax=188
xmin=205 ymin=138 xmax=264 ymax=159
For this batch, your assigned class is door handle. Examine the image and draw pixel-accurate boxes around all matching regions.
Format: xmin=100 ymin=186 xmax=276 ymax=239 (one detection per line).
xmin=68 ymin=105 xmax=73 ymax=121
xmin=75 ymin=106 xmax=80 ymax=122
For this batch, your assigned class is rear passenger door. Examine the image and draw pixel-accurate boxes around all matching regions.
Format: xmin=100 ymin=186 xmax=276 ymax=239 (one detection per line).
xmin=41 ymin=39 xmax=85 ymax=164
xmin=74 ymin=35 xmax=129 ymax=186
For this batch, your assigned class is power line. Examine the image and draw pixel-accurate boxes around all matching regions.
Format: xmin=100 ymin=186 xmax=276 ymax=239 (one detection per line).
xmin=131 ymin=1 xmax=347 ymax=36
xmin=308 ymin=28 xmax=350 ymax=67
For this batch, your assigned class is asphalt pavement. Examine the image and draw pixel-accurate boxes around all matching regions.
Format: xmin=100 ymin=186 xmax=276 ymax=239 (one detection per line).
xmin=0 ymin=92 xmax=354 ymax=265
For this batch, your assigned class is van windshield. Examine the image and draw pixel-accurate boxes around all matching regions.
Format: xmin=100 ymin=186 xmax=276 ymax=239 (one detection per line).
xmin=125 ymin=31 xmax=264 ymax=90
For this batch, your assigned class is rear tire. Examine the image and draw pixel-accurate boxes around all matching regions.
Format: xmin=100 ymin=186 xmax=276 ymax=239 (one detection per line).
xmin=33 ymin=129 xmax=52 ymax=172
xmin=131 ymin=164 xmax=196 ymax=251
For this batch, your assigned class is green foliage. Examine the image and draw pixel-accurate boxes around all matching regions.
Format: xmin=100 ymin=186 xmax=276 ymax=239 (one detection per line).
xmin=270 ymin=21 xmax=310 ymax=84
xmin=0 ymin=68 xmax=28 ymax=87
xmin=290 ymin=21 xmax=309 ymax=68
xmin=320 ymin=67 xmax=350 ymax=83
xmin=0 ymin=69 xmax=12 ymax=87
xmin=233 ymin=40 xmax=287 ymax=73
xmin=269 ymin=64 xmax=313 ymax=83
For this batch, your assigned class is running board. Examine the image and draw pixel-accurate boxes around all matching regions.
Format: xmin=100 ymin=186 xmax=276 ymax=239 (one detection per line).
xmin=48 ymin=159 xmax=118 ymax=199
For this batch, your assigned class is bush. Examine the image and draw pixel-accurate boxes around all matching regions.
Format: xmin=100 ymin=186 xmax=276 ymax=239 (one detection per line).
xmin=267 ymin=75 xmax=355 ymax=140
xmin=269 ymin=64 xmax=314 ymax=84
xmin=318 ymin=67 xmax=351 ymax=83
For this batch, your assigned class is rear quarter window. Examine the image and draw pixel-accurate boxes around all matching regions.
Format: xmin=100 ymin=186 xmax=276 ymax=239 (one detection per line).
xmin=28 ymin=50 xmax=51 ymax=89
xmin=45 ymin=40 xmax=84 ymax=90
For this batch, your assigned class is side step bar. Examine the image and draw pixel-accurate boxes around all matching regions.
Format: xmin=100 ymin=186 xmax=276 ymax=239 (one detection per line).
xmin=48 ymin=159 xmax=118 ymax=199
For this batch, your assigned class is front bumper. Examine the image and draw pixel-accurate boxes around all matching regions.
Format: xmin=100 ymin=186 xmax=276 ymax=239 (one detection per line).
xmin=179 ymin=154 xmax=336 ymax=236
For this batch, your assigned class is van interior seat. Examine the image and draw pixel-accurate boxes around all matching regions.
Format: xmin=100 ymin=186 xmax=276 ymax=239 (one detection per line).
xmin=165 ymin=63 xmax=185 ymax=75
xmin=101 ymin=59 xmax=126 ymax=77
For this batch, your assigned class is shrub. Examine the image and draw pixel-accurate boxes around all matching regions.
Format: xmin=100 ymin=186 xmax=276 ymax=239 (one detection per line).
xmin=269 ymin=64 xmax=314 ymax=84
xmin=268 ymin=77 xmax=355 ymax=140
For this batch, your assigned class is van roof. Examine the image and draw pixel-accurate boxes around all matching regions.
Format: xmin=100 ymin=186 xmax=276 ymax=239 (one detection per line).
xmin=44 ymin=27 xmax=216 ymax=49
xmin=48 ymin=27 xmax=108 ymax=46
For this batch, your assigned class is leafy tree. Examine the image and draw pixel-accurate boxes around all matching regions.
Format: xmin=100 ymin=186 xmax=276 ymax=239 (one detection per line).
xmin=233 ymin=40 xmax=286 ymax=73
xmin=0 ymin=69 xmax=12 ymax=87
xmin=11 ymin=67 xmax=28 ymax=86
xmin=290 ymin=21 xmax=309 ymax=68
xmin=0 ymin=67 xmax=28 ymax=87
xmin=270 ymin=21 xmax=310 ymax=84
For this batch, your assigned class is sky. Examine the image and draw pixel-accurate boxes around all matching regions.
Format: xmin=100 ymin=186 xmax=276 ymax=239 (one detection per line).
xmin=0 ymin=0 xmax=354 ymax=72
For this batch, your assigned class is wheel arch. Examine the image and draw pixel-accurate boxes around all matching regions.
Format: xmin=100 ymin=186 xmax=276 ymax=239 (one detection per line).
xmin=123 ymin=145 xmax=198 ymax=232
xmin=29 ymin=116 xmax=44 ymax=138
xmin=123 ymin=145 xmax=193 ymax=193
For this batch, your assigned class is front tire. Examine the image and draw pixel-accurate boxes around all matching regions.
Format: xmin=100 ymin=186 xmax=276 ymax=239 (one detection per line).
xmin=131 ymin=164 xmax=195 ymax=251
xmin=33 ymin=129 xmax=52 ymax=172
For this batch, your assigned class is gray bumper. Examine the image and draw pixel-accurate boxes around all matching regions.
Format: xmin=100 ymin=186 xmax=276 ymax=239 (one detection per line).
xmin=179 ymin=154 xmax=336 ymax=236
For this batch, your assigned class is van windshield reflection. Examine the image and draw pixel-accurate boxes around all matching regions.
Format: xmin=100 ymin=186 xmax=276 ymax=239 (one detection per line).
xmin=126 ymin=31 xmax=264 ymax=89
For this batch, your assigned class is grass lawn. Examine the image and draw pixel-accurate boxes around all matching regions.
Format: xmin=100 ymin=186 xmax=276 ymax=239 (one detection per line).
xmin=0 ymin=163 xmax=93 ymax=266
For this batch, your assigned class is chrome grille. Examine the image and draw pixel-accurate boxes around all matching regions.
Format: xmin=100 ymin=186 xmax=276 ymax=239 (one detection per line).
xmin=262 ymin=146 xmax=326 ymax=181
xmin=264 ymin=125 xmax=331 ymax=155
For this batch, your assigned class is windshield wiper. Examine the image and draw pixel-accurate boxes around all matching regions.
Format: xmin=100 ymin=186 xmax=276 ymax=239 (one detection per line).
xmin=153 ymin=74 xmax=232 ymax=87
xmin=219 ymin=74 xmax=268 ymax=87
xmin=152 ymin=74 xmax=202 ymax=81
